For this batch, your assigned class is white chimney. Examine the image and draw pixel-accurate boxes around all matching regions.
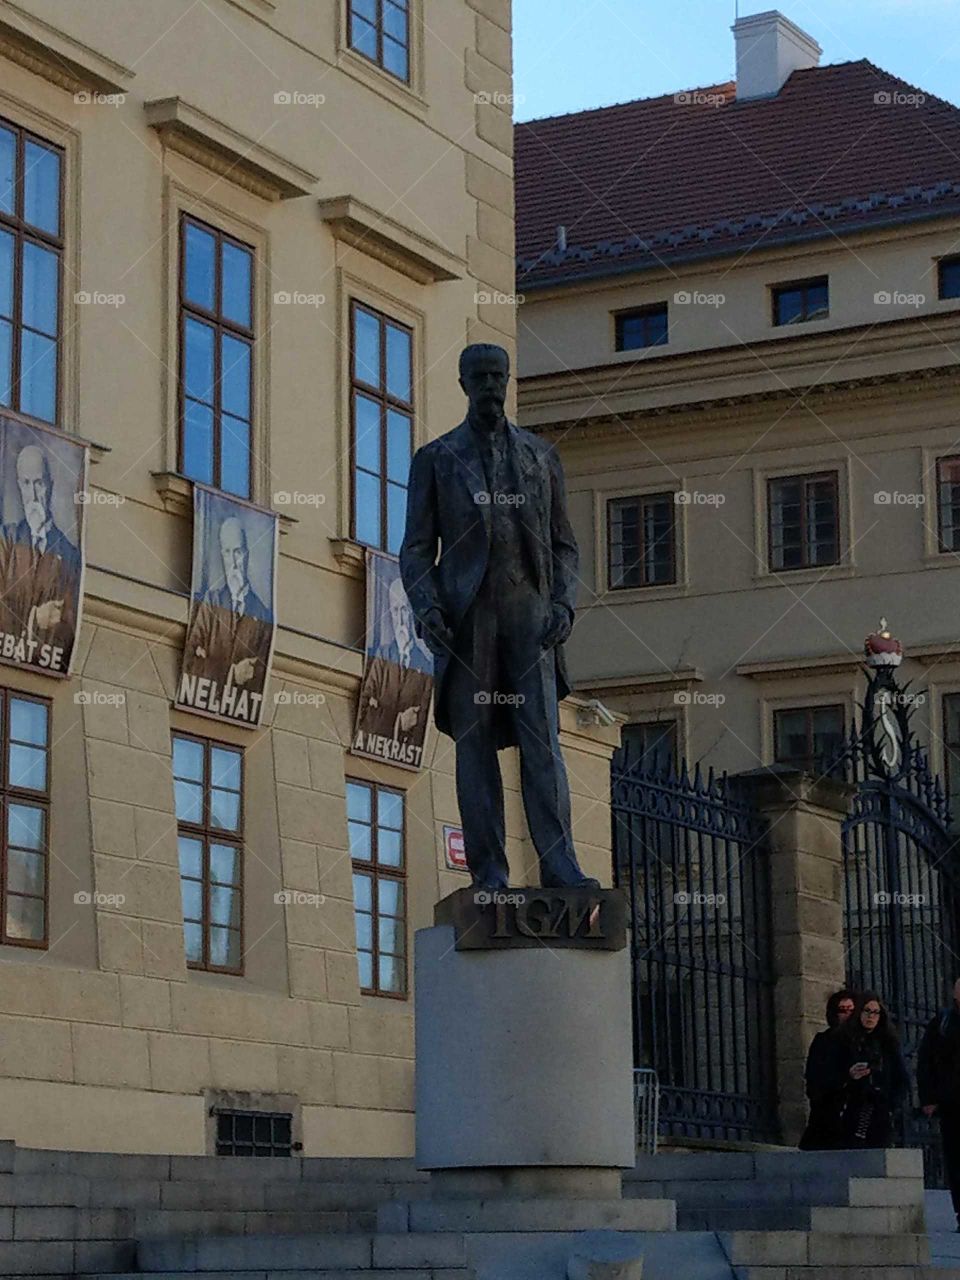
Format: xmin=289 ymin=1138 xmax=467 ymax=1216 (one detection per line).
xmin=733 ymin=10 xmax=821 ymax=102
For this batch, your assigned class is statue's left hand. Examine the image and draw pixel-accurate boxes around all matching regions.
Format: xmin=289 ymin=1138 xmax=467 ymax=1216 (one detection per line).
xmin=541 ymin=603 xmax=572 ymax=650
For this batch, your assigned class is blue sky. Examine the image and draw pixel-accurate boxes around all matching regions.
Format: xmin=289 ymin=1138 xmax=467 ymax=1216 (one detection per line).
xmin=513 ymin=0 xmax=960 ymax=121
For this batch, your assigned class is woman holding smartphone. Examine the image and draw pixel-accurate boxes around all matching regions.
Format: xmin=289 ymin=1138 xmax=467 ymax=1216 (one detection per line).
xmin=831 ymin=991 xmax=909 ymax=1148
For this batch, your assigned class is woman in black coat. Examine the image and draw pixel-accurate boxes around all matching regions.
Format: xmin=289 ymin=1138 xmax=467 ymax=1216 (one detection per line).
xmin=798 ymin=987 xmax=857 ymax=1150
xmin=831 ymin=990 xmax=910 ymax=1148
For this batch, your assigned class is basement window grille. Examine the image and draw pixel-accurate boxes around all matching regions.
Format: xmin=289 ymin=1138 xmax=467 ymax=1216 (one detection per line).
xmin=214 ymin=1109 xmax=294 ymax=1157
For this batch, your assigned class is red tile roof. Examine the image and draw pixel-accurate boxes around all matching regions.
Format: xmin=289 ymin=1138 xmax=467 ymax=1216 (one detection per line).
xmin=515 ymin=61 xmax=960 ymax=289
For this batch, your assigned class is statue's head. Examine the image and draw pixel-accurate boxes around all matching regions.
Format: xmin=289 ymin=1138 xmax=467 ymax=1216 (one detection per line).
xmin=459 ymin=343 xmax=510 ymax=419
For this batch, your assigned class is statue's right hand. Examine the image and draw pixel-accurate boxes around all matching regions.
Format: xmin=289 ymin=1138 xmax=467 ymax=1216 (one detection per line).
xmin=421 ymin=606 xmax=454 ymax=654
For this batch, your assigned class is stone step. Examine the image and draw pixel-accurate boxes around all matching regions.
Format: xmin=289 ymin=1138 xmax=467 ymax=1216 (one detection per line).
xmin=628 ymin=1147 xmax=924 ymax=1183
xmin=721 ymin=1230 xmax=930 ymax=1268
xmin=680 ymin=1201 xmax=925 ymax=1234
xmin=738 ymin=1271 xmax=960 ymax=1280
xmin=626 ymin=1175 xmax=854 ymax=1207
xmin=12 ymin=1149 xmax=423 ymax=1185
xmin=132 ymin=1208 xmax=373 ymax=1238
xmin=79 ymin=1272 xmax=473 ymax=1279
xmin=139 ymin=1232 xmax=468 ymax=1273
xmin=378 ymin=1197 xmax=677 ymax=1234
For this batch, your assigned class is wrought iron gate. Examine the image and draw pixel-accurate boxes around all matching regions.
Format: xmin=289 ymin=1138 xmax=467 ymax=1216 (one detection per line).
xmin=839 ymin=633 xmax=960 ymax=1181
xmin=612 ymin=755 xmax=779 ymax=1144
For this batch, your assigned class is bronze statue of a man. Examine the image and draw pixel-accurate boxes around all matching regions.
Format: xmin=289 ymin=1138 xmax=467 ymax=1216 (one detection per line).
xmin=399 ymin=343 xmax=599 ymax=892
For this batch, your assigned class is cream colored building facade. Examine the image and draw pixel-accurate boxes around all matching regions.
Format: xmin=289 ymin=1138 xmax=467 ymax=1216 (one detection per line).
xmin=0 ymin=0 xmax=618 ymax=1157
xmin=518 ymin=14 xmax=960 ymax=807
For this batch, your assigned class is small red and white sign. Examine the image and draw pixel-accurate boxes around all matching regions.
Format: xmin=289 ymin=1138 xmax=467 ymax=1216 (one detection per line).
xmin=442 ymin=824 xmax=468 ymax=873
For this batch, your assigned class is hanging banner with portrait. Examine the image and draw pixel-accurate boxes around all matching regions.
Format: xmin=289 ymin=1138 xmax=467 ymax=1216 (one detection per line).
xmin=176 ymin=484 xmax=278 ymax=728
xmin=0 ymin=414 xmax=88 ymax=676
xmin=351 ymin=549 xmax=433 ymax=770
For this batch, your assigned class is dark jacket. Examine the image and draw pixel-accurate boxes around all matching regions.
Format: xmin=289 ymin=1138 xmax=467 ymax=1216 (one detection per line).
xmin=799 ymin=1028 xmax=846 ymax=1149
xmin=399 ymin=419 xmax=578 ymax=747
xmin=831 ymin=1026 xmax=910 ymax=1116
xmin=918 ymin=1006 xmax=960 ymax=1108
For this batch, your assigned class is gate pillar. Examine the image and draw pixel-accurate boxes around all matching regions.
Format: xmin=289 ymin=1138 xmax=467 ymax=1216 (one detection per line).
xmin=735 ymin=767 xmax=854 ymax=1145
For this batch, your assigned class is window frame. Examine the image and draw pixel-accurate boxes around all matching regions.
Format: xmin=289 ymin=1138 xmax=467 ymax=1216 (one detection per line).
xmin=347 ymin=0 xmax=411 ymax=83
xmin=773 ymin=703 xmax=846 ymax=771
xmin=0 ymin=688 xmax=50 ymax=950
xmin=348 ymin=299 xmax=414 ymax=554
xmin=943 ymin=693 xmax=960 ymax=825
xmin=347 ymin=777 xmax=407 ymax=1000
xmin=0 ymin=116 xmax=65 ymax=427
xmin=214 ymin=1108 xmax=293 ymax=1157
xmin=766 ymin=470 xmax=840 ymax=572
xmin=173 ymin=729 xmax=245 ymax=976
xmin=614 ymin=303 xmax=669 ymax=352
xmin=177 ymin=212 xmax=256 ymax=498
xmin=607 ymin=491 xmax=677 ymax=591
xmin=772 ymin=275 xmax=829 ymax=327
xmin=936 ymin=455 xmax=960 ymax=554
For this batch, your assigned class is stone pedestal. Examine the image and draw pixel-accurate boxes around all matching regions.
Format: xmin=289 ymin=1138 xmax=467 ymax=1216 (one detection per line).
xmin=414 ymin=887 xmax=634 ymax=1179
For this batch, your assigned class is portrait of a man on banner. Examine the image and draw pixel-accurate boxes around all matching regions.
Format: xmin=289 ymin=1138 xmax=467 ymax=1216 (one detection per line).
xmin=352 ymin=550 xmax=433 ymax=770
xmin=0 ymin=414 xmax=87 ymax=676
xmin=177 ymin=486 xmax=278 ymax=728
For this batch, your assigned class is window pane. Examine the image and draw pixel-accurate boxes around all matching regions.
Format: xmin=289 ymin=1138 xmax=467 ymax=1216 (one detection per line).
xmin=178 ymin=834 xmax=203 ymax=880
xmin=353 ymin=871 xmax=372 ymax=911
xmin=8 ymin=803 xmax=43 ymax=850
xmin=184 ymin=317 xmax=215 ymax=404
xmin=183 ymin=921 xmax=203 ymax=963
xmin=0 ymin=229 xmax=12 ymax=318
xmin=180 ymin=876 xmax=203 ymax=922
xmin=385 ymin=325 xmax=411 ymax=401
xmin=383 ymin=1 xmax=408 ymax=44
xmin=7 ymin=848 xmax=44 ymax=895
xmin=175 ymin=779 xmax=203 ymax=824
xmin=378 ymin=877 xmax=403 ymax=917
xmin=355 ymin=468 xmax=382 ymax=547
xmin=775 ymin=288 xmax=804 ymax=325
xmin=23 ymin=141 xmax=60 ymax=235
xmin=378 ymin=827 xmax=402 ymax=867
xmin=221 ymin=335 xmax=251 ymax=420
xmin=357 ymin=948 xmax=374 ymax=989
xmin=349 ymin=819 xmax=372 ymax=861
xmin=221 ymin=414 xmax=251 ymax=498
xmin=6 ymin=895 xmax=43 ymax=941
xmin=211 ymin=747 xmax=241 ymax=791
xmin=182 ymin=399 xmax=214 ymax=484
xmin=184 ymin=222 xmax=216 ymax=311
xmin=173 ymin=735 xmax=204 ymax=781
xmin=21 ymin=242 xmax=59 ymax=336
xmin=353 ymin=307 xmax=380 ymax=387
xmin=354 ymin=910 xmax=373 ymax=951
xmin=210 ymin=926 xmax=241 ymax=969
xmin=386 ymin=482 xmax=406 ymax=556
xmin=352 ymin=0 xmax=376 ymax=21
xmin=378 ymin=951 xmax=404 ymax=993
xmin=347 ymin=781 xmax=371 ymax=822
xmin=211 ymin=884 xmax=241 ymax=928
xmin=11 ymin=699 xmax=47 ymax=746
xmin=386 ymin=411 xmax=411 ymax=484
xmin=221 ymin=241 xmax=252 ymax=328
xmin=941 ymin=260 xmax=960 ymax=301
xmin=210 ymin=786 xmax=240 ymax=831
xmin=0 ymin=320 xmax=10 ymax=407
xmin=377 ymin=788 xmax=403 ymax=830
xmin=355 ymin=394 xmax=382 ymax=475
xmin=0 ymin=127 xmax=13 ymax=215
xmin=379 ymin=915 xmax=405 ymax=955
xmin=382 ymin=37 xmax=408 ymax=80
xmin=211 ymin=842 xmax=240 ymax=885
xmin=8 ymin=743 xmax=46 ymax=791
xmin=350 ymin=14 xmax=378 ymax=60
xmin=19 ymin=330 xmax=56 ymax=422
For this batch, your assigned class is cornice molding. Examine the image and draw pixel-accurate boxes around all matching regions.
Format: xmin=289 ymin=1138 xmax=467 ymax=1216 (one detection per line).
xmin=150 ymin=472 xmax=296 ymax=535
xmin=144 ymin=97 xmax=318 ymax=201
xmin=318 ymin=195 xmax=464 ymax=285
xmin=576 ymin=668 xmax=703 ymax=697
xmin=737 ymin=653 xmax=863 ymax=680
xmin=0 ymin=2 xmax=133 ymax=95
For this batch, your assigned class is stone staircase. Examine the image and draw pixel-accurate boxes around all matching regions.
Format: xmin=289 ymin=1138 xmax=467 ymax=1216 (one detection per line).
xmin=0 ymin=1138 xmax=959 ymax=1278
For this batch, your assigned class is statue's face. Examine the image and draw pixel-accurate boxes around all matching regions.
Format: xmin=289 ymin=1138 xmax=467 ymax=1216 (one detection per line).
xmin=460 ymin=354 xmax=509 ymax=417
